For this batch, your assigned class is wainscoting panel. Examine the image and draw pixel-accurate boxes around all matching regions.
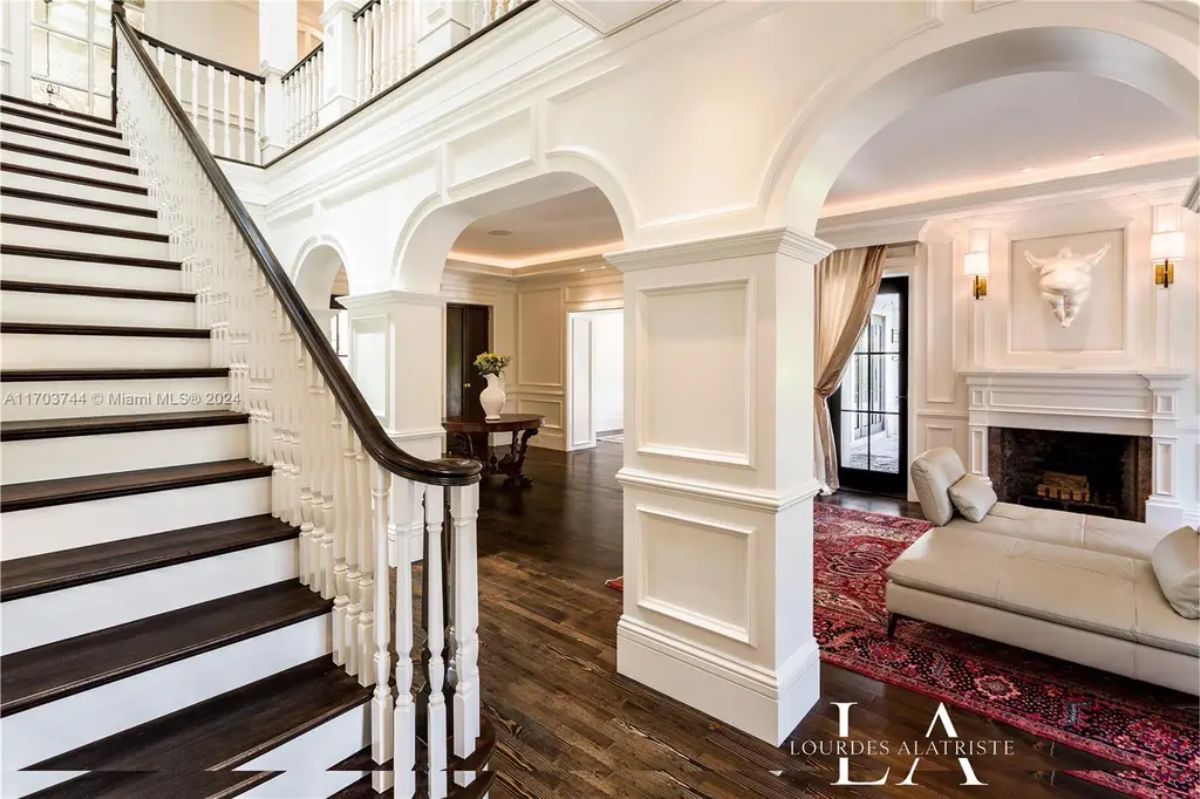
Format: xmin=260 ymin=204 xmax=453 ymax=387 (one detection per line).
xmin=350 ymin=315 xmax=389 ymax=420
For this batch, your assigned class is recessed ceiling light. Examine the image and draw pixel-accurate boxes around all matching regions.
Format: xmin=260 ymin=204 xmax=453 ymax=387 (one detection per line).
xmin=1088 ymin=153 xmax=1105 ymax=161
xmin=1018 ymin=166 xmax=1035 ymax=174
xmin=488 ymin=229 xmax=512 ymax=236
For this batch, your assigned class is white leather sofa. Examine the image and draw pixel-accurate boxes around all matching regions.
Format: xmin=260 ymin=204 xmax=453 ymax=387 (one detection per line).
xmin=885 ymin=448 xmax=1200 ymax=695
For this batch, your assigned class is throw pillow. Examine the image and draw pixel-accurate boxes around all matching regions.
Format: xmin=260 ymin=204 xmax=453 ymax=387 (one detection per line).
xmin=947 ymin=474 xmax=998 ymax=523
xmin=1152 ymin=527 xmax=1200 ymax=619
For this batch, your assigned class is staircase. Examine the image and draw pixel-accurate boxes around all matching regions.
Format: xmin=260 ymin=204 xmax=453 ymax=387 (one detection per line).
xmin=0 ymin=13 xmax=491 ymax=795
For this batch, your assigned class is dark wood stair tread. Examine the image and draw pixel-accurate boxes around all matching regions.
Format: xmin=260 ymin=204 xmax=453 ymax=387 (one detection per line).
xmin=331 ymin=770 xmax=494 ymax=799
xmin=0 ymin=243 xmax=179 ymax=269
xmin=26 ymin=770 xmax=269 ymax=799
xmin=1 ymin=322 xmax=209 ymax=338
xmin=1 ymin=163 xmax=149 ymax=194
xmin=2 ymin=122 xmax=131 ymax=155
xmin=0 ymin=214 xmax=169 ymax=242
xmin=28 ymin=657 xmax=371 ymax=785
xmin=1 ymin=141 xmax=138 ymax=174
xmin=332 ymin=716 xmax=496 ymax=773
xmin=0 ymin=280 xmax=192 ymax=303
xmin=1 ymin=581 xmax=328 ymax=717
xmin=0 ymin=514 xmax=296 ymax=601
xmin=0 ymin=459 xmax=272 ymax=512
xmin=1 ymin=367 xmax=229 ymax=382
xmin=1 ymin=104 xmax=124 ymax=138
xmin=1 ymin=410 xmax=248 ymax=441
xmin=0 ymin=187 xmax=156 ymax=217
xmin=1 ymin=95 xmax=116 ymax=127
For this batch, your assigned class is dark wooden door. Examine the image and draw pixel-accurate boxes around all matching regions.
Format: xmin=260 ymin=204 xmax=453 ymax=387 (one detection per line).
xmin=446 ymin=304 xmax=491 ymax=420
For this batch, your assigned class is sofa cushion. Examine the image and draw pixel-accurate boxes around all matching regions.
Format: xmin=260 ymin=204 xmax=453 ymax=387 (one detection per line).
xmin=1133 ymin=563 xmax=1200 ymax=656
xmin=948 ymin=474 xmax=997 ymax=522
xmin=910 ymin=448 xmax=966 ymax=525
xmin=941 ymin=502 xmax=1167 ymax=560
xmin=885 ymin=529 xmax=1184 ymax=650
xmin=1151 ymin=527 xmax=1200 ymax=619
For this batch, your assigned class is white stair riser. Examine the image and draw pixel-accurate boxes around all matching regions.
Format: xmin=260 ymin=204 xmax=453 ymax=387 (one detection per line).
xmin=1 ymin=223 xmax=170 ymax=260
xmin=2 ymin=148 xmax=143 ymax=187
xmin=0 ymin=333 xmax=210 ymax=368
xmin=2 ymin=539 xmax=298 ymax=654
xmin=0 ymin=376 xmax=229 ymax=421
xmin=0 ymin=107 xmax=121 ymax=145
xmin=2 ymin=424 xmax=248 ymax=485
xmin=239 ymin=704 xmax=369 ymax=799
xmin=0 ymin=195 xmax=160 ymax=233
xmin=1 ymin=129 xmax=134 ymax=168
xmin=0 ymin=169 xmax=152 ymax=208
xmin=0 ymin=255 xmax=182 ymax=293
xmin=0 ymin=612 xmax=330 ymax=772
xmin=1 ymin=290 xmax=195 ymax=327
xmin=1 ymin=476 xmax=270 ymax=560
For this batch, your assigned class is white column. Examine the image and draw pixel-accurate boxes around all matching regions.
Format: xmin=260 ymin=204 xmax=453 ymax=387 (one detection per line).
xmin=339 ymin=289 xmax=447 ymax=564
xmin=416 ymin=0 xmax=470 ymax=64
xmin=319 ymin=0 xmax=357 ymax=126
xmin=1 ymin=0 xmax=32 ymax=98
xmin=606 ymin=227 xmax=832 ymax=745
xmin=1146 ymin=372 xmax=1188 ymax=529
xmin=258 ymin=0 xmax=298 ymax=159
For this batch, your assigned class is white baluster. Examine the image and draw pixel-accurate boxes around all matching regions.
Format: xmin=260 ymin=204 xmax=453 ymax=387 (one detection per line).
xmin=344 ymin=436 xmax=364 ymax=677
xmin=450 ymin=484 xmax=481 ymax=786
xmin=356 ymin=12 xmax=367 ymax=102
xmin=252 ymin=79 xmax=262 ymax=164
xmin=393 ymin=479 xmax=419 ymax=799
xmin=425 ymin=485 xmax=448 ymax=799
xmin=371 ymin=6 xmax=381 ymax=97
xmin=206 ymin=63 xmax=215 ymax=149
xmin=370 ymin=463 xmax=394 ymax=793
xmin=237 ymin=74 xmax=246 ymax=161
xmin=357 ymin=443 xmax=375 ymax=684
xmin=172 ymin=50 xmax=182 ymax=100
xmin=222 ymin=69 xmax=231 ymax=157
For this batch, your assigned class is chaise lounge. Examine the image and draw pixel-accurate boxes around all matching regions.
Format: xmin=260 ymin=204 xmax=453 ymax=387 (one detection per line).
xmin=885 ymin=448 xmax=1200 ymax=695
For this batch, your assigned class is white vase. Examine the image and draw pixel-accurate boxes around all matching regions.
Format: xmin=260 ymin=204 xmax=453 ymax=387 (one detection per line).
xmin=480 ymin=373 xmax=506 ymax=421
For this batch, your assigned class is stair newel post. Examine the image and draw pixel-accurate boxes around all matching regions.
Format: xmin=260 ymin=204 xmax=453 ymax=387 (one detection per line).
xmin=393 ymin=478 xmax=420 ymax=799
xmin=449 ymin=483 xmax=481 ymax=784
xmin=331 ymin=404 xmax=350 ymax=667
xmin=370 ymin=462 xmax=395 ymax=793
xmin=424 ymin=485 xmax=449 ymax=799
xmin=357 ymin=444 xmax=376 ymax=686
xmin=344 ymin=436 xmax=365 ymax=677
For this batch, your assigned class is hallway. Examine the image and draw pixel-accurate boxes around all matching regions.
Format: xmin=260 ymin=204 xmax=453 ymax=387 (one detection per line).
xmin=473 ymin=445 xmax=1125 ymax=798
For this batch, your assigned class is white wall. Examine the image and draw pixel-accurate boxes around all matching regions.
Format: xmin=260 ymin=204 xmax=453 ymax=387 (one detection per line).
xmin=590 ymin=309 xmax=624 ymax=433
xmin=144 ymin=0 xmax=259 ymax=73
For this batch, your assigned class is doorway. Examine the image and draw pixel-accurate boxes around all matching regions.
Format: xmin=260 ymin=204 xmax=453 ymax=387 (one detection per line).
xmin=446 ymin=303 xmax=491 ymax=419
xmin=830 ymin=276 xmax=908 ymax=495
xmin=567 ymin=309 xmax=623 ymax=449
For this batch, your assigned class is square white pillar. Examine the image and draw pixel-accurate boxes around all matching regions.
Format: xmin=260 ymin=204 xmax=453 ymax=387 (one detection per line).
xmin=319 ymin=0 xmax=359 ymax=125
xmin=258 ymin=0 xmax=298 ymax=158
xmin=416 ymin=0 xmax=470 ymax=64
xmin=606 ymin=227 xmax=833 ymax=745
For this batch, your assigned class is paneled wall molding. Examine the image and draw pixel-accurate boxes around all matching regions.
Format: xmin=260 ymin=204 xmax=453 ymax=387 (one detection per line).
xmin=340 ymin=288 xmax=448 ymax=309
xmin=617 ymin=467 xmax=821 ymax=513
xmin=606 ymin=227 xmax=834 ymax=273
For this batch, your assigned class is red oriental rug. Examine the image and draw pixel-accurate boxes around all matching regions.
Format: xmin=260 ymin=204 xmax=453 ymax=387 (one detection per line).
xmin=813 ymin=503 xmax=1198 ymax=798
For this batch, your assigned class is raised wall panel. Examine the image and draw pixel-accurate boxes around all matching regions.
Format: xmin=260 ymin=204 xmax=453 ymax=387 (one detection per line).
xmin=635 ymin=506 xmax=755 ymax=645
xmin=637 ymin=280 xmax=753 ymax=466
xmin=516 ymin=287 xmax=565 ymax=388
xmin=351 ymin=316 xmax=389 ymax=419
xmin=446 ymin=110 xmax=535 ymax=190
xmin=924 ymin=242 xmax=957 ymax=404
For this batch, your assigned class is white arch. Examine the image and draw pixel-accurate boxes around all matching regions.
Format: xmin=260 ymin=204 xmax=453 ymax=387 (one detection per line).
xmin=762 ymin=8 xmax=1199 ymax=233
xmin=392 ymin=159 xmax=636 ymax=293
xmin=293 ymin=235 xmax=352 ymax=310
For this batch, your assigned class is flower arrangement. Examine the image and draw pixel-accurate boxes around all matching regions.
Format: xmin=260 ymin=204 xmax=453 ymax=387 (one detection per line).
xmin=473 ymin=352 xmax=511 ymax=377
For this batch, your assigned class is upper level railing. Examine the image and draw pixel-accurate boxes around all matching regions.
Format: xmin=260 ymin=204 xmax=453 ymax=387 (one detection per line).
xmin=135 ymin=0 xmax=535 ymax=166
xmin=132 ymin=30 xmax=264 ymax=164
xmin=113 ymin=1 xmax=484 ymax=794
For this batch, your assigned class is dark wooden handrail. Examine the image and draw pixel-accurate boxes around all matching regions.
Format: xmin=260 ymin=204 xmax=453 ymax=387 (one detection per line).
xmin=133 ymin=29 xmax=266 ymax=83
xmin=283 ymin=43 xmax=325 ymax=83
xmin=352 ymin=0 xmax=384 ymax=22
xmin=113 ymin=1 xmax=480 ymax=487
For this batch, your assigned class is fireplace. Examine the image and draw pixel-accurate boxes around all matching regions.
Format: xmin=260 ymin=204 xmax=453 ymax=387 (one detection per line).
xmin=988 ymin=428 xmax=1152 ymax=521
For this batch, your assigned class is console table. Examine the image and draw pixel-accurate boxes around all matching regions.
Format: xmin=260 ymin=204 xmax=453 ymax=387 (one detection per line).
xmin=442 ymin=414 xmax=543 ymax=486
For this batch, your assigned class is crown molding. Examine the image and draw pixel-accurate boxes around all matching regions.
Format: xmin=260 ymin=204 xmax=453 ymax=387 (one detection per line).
xmin=338 ymin=289 xmax=447 ymax=309
xmin=603 ymin=227 xmax=833 ymax=273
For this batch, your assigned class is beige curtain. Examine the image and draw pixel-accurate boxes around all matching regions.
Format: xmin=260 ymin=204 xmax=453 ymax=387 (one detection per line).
xmin=814 ymin=245 xmax=887 ymax=493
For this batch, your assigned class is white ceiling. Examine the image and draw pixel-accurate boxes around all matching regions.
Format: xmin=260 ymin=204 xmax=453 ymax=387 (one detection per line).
xmin=450 ymin=188 xmax=623 ymax=267
xmin=824 ymin=72 xmax=1197 ymax=215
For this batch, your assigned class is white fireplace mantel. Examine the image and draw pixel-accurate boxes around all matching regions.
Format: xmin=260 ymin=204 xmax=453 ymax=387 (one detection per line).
xmin=960 ymin=368 xmax=1189 ymax=528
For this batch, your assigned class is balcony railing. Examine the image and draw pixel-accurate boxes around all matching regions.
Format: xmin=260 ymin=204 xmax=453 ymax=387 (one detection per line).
xmin=136 ymin=0 xmax=534 ymax=166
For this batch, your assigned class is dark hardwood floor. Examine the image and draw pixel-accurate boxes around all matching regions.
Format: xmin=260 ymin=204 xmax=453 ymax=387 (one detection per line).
xmin=471 ymin=443 xmax=1127 ymax=798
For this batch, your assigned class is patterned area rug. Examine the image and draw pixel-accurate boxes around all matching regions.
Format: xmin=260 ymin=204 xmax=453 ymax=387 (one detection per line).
xmin=814 ymin=503 xmax=1198 ymax=799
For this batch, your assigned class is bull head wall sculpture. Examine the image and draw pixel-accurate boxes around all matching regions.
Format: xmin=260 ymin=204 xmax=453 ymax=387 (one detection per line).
xmin=1022 ymin=243 xmax=1111 ymax=328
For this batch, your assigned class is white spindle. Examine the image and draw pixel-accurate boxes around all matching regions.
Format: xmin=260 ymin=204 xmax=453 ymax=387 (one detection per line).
xmin=371 ymin=6 xmax=381 ymax=97
xmin=252 ymin=79 xmax=262 ymax=163
xmin=356 ymin=11 xmax=367 ymax=101
xmin=450 ymin=484 xmax=481 ymax=785
xmin=370 ymin=463 xmax=394 ymax=793
xmin=425 ymin=486 xmax=448 ymax=799
xmin=206 ymin=63 xmax=215 ymax=149
xmin=172 ymin=51 xmax=182 ymax=100
xmin=393 ymin=479 xmax=419 ymax=799
xmin=189 ymin=56 xmax=198 ymax=126
xmin=237 ymin=74 xmax=246 ymax=161
xmin=222 ymin=69 xmax=231 ymax=157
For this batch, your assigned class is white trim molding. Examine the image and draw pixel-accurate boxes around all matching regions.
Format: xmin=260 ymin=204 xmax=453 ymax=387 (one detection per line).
xmin=605 ymin=227 xmax=834 ymax=273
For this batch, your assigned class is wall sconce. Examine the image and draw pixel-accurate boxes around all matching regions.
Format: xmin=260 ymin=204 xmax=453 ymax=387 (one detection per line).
xmin=963 ymin=228 xmax=990 ymax=300
xmin=1151 ymin=230 xmax=1184 ymax=289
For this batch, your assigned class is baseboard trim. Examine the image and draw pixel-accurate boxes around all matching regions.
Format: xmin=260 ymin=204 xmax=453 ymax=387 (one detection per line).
xmin=616 ymin=615 xmax=819 ymax=745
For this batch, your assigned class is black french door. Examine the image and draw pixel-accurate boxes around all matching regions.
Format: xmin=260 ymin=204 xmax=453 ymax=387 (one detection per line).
xmin=830 ymin=276 xmax=908 ymax=496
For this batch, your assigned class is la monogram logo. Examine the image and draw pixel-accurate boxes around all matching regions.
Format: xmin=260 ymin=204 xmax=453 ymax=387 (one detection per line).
xmin=833 ymin=701 xmax=987 ymax=787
